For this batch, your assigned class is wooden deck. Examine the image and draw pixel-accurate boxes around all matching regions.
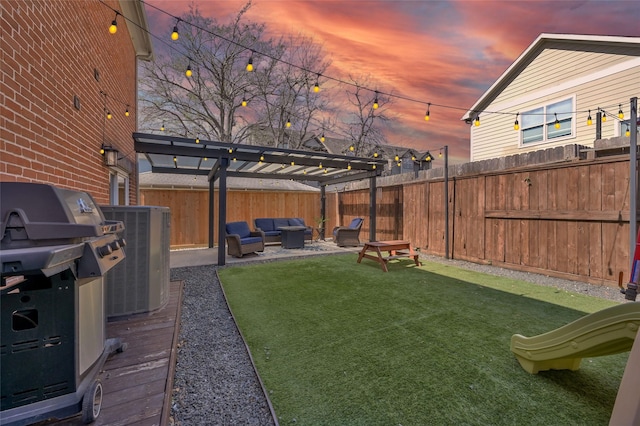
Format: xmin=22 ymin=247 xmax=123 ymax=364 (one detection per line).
xmin=48 ymin=280 xmax=183 ymax=426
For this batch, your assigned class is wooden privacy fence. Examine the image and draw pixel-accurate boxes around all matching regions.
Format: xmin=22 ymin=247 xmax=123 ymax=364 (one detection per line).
xmin=140 ymin=188 xmax=321 ymax=248
xmin=330 ymin=155 xmax=637 ymax=286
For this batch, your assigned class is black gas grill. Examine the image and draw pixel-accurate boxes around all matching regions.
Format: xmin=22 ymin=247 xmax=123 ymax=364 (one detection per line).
xmin=0 ymin=182 xmax=127 ymax=425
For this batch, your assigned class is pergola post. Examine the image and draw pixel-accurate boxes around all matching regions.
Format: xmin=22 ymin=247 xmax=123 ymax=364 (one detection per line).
xmin=369 ymin=175 xmax=377 ymax=242
xmin=320 ymin=185 xmax=326 ymax=240
xmin=217 ymin=158 xmax=229 ymax=266
xmin=208 ymin=178 xmax=214 ymax=248
xmin=630 ymin=97 xmax=638 ymax=272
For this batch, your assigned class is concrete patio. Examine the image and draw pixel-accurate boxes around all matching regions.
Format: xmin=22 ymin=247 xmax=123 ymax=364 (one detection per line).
xmin=170 ymin=239 xmax=361 ymax=269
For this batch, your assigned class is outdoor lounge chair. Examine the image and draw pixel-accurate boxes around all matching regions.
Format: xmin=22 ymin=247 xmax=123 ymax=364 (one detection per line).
xmin=225 ymin=221 xmax=265 ymax=257
xmin=332 ymin=217 xmax=364 ymax=247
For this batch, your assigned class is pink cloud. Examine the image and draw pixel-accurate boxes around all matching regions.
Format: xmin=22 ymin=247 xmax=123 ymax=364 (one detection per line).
xmin=145 ymin=0 xmax=639 ymax=162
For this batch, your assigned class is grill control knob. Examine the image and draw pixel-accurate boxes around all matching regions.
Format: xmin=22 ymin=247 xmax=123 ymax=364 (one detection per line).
xmin=118 ymin=238 xmax=127 ymax=248
xmin=97 ymin=244 xmax=113 ymax=258
xmin=109 ymin=241 xmax=121 ymax=251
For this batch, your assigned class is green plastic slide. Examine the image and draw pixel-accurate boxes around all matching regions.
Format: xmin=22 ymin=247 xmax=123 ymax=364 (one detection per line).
xmin=511 ymin=302 xmax=640 ymax=374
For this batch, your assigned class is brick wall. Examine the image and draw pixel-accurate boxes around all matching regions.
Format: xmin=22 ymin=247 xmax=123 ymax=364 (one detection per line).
xmin=0 ymin=0 xmax=139 ymax=204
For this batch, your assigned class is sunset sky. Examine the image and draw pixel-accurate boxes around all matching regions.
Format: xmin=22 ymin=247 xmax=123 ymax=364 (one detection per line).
xmin=144 ymin=0 xmax=640 ymax=163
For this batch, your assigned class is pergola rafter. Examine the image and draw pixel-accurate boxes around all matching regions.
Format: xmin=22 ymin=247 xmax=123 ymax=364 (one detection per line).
xmin=134 ymin=132 xmax=387 ymax=265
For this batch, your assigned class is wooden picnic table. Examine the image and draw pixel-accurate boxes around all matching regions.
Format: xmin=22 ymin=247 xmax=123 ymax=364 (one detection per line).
xmin=357 ymin=240 xmax=422 ymax=272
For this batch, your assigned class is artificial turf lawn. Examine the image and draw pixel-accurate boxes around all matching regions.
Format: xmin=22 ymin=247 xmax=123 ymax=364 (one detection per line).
xmin=218 ymin=253 xmax=628 ymax=425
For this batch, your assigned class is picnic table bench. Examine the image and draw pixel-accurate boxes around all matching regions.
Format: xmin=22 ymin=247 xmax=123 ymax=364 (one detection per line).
xmin=357 ymin=240 xmax=422 ymax=272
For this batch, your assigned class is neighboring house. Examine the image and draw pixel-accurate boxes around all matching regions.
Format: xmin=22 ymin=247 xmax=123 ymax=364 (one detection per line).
xmin=0 ymin=0 xmax=153 ymax=205
xmin=303 ymin=135 xmax=434 ymax=176
xmin=462 ymin=34 xmax=640 ymax=162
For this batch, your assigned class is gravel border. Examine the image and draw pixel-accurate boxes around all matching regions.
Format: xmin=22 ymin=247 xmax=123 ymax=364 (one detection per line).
xmin=169 ymin=253 xmax=629 ymax=425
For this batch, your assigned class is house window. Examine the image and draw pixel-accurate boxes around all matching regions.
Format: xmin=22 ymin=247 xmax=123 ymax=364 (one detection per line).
xmin=521 ymin=98 xmax=573 ymax=145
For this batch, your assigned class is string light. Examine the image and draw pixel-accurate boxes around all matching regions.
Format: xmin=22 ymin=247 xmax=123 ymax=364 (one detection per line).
xmin=108 ymin=12 xmax=118 ymax=34
xmin=372 ymin=164 xmax=376 ymax=169
xmin=373 ymin=152 xmax=379 ymax=158
xmin=246 ymin=53 xmax=254 ymax=72
xmin=228 ymin=148 xmax=233 ymax=153
xmin=601 ymin=109 xmax=607 ymax=122
xmin=349 ymin=145 xmax=354 ymax=152
xmin=241 ymin=96 xmax=247 ymax=107
xmin=171 ymin=19 xmax=180 ymax=41
xmin=394 ymin=155 xmax=399 ymax=161
xmin=347 ymin=163 xmax=351 ymax=170
xmin=286 ymin=117 xmax=291 ymax=128
xmin=291 ymin=161 xmax=295 ymax=166
xmin=105 ymin=2 xmax=635 ymax=144
xmin=587 ymin=110 xmax=592 ymax=126
xmin=185 ymin=63 xmax=192 ymax=77
xmin=554 ymin=113 xmax=560 ymax=129
xmin=514 ymin=113 xmax=519 ymax=130
xmin=320 ymin=133 xmax=325 ymax=143
xmin=106 ymin=110 xmax=112 ymax=120
xmin=260 ymin=155 xmax=264 ymax=161
xmin=161 ymin=122 xmax=165 ymax=131
xmin=125 ymin=107 xmax=130 ymax=117
xmin=626 ymin=125 xmax=631 ymax=137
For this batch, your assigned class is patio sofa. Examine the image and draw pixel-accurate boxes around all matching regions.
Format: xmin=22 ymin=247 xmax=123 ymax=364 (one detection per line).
xmin=254 ymin=218 xmax=313 ymax=243
xmin=225 ymin=221 xmax=265 ymax=257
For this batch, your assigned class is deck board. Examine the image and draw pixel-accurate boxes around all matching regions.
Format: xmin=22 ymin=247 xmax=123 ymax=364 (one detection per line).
xmin=45 ymin=280 xmax=183 ymax=426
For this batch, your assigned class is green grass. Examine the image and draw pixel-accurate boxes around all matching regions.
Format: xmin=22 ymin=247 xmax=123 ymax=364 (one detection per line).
xmin=219 ymin=254 xmax=628 ymax=425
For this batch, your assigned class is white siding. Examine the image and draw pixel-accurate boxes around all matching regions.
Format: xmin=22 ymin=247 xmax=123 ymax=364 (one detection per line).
xmin=471 ymin=42 xmax=640 ymax=162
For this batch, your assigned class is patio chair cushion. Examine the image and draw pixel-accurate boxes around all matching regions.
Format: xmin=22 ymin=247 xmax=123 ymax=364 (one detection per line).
xmin=273 ymin=218 xmax=290 ymax=229
xmin=348 ymin=217 xmax=363 ymax=229
xmin=289 ymin=218 xmax=305 ymax=226
xmin=254 ymin=218 xmax=275 ymax=232
xmin=226 ymin=221 xmax=251 ymax=238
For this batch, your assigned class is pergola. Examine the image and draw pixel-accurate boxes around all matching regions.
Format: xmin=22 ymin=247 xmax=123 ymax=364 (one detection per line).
xmin=133 ymin=132 xmax=388 ymax=265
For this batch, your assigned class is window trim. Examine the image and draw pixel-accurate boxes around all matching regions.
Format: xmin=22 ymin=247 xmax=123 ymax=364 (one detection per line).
xmin=519 ymin=95 xmax=576 ymax=148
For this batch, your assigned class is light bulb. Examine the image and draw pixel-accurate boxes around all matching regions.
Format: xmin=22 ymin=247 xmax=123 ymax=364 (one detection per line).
xmin=241 ymin=98 xmax=247 ymax=107
xmin=109 ymin=13 xmax=118 ymax=34
xmin=106 ymin=111 xmax=112 ymax=120
xmin=372 ymin=164 xmax=376 ymax=170
xmin=424 ymin=110 xmax=430 ymax=121
xmin=394 ymin=155 xmax=399 ymax=161
xmin=514 ymin=113 xmax=519 ymax=130
xmin=100 ymin=146 xmax=105 ymax=155
xmin=626 ymin=126 xmax=631 ymax=137
xmin=347 ymin=164 xmax=351 ymax=170
xmin=125 ymin=108 xmax=130 ymax=117
xmin=320 ymin=133 xmax=325 ymax=143
xmin=314 ymin=82 xmax=320 ymax=93
xmin=349 ymin=145 xmax=354 ymax=152
xmin=171 ymin=26 xmax=179 ymax=41
xmin=474 ymin=116 xmax=480 ymax=127
xmin=246 ymin=56 xmax=253 ymax=72
xmin=373 ymin=152 xmax=378 ymax=158
xmin=602 ymin=112 xmax=607 ymax=122
xmin=618 ymin=105 xmax=624 ymax=119
xmin=587 ymin=113 xmax=592 ymax=126
xmin=554 ymin=113 xmax=560 ymax=129
xmin=373 ymin=99 xmax=379 ymax=109
xmin=160 ymin=123 xmax=165 ymax=131
xmin=195 ymin=137 xmax=200 ymax=143
xmin=286 ymin=118 xmax=291 ymax=128
xmin=185 ymin=65 xmax=192 ymax=77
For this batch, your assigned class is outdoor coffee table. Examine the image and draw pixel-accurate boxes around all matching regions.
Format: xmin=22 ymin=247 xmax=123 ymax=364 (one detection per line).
xmin=279 ymin=226 xmax=307 ymax=249
xmin=357 ymin=240 xmax=422 ymax=272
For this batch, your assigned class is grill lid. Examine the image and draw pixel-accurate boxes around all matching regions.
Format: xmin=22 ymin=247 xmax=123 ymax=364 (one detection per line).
xmin=1 ymin=182 xmax=124 ymax=249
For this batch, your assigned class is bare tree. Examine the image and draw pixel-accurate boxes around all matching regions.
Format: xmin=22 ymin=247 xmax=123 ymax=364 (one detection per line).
xmin=340 ymin=74 xmax=393 ymax=156
xmin=139 ymin=2 xmax=331 ymax=149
